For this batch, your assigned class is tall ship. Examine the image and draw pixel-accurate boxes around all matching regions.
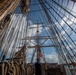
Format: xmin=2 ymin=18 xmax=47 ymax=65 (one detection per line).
xmin=0 ymin=0 xmax=76 ymax=75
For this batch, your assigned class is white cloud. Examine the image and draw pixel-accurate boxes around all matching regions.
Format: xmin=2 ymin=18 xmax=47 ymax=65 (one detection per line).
xmin=67 ymin=17 xmax=76 ymax=26
xmin=45 ymin=27 xmax=49 ymax=30
xmin=45 ymin=54 xmax=59 ymax=63
xmin=60 ymin=16 xmax=68 ymax=27
xmin=61 ymin=31 xmax=65 ymax=35
xmin=60 ymin=16 xmax=76 ymax=36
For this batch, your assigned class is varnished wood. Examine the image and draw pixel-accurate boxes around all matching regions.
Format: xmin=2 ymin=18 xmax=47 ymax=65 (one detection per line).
xmin=0 ymin=0 xmax=20 ymax=21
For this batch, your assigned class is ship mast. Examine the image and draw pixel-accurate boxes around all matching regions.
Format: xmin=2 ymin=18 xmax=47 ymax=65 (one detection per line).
xmin=36 ymin=22 xmax=41 ymax=61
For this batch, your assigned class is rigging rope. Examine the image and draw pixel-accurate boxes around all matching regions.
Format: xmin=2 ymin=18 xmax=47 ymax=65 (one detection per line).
xmin=38 ymin=0 xmax=76 ymax=64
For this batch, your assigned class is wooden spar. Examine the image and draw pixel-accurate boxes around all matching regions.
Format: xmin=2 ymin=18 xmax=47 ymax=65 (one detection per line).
xmin=0 ymin=0 xmax=20 ymax=21
xmin=28 ymin=45 xmax=58 ymax=48
xmin=22 ymin=36 xmax=55 ymax=40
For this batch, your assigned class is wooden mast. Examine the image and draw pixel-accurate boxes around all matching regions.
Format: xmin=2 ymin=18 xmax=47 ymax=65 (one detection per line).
xmin=0 ymin=0 xmax=20 ymax=21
